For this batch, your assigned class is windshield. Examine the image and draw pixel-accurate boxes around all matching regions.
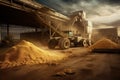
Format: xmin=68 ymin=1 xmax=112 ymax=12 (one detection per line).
xmin=62 ymin=31 xmax=73 ymax=37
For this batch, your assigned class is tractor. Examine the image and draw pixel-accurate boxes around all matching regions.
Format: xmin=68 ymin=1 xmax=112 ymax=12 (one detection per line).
xmin=48 ymin=11 xmax=93 ymax=49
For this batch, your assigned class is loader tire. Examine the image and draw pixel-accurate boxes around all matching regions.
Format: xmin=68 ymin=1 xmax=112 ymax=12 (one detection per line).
xmin=59 ymin=38 xmax=70 ymax=49
xmin=48 ymin=39 xmax=58 ymax=49
xmin=83 ymin=39 xmax=89 ymax=47
xmin=79 ymin=39 xmax=89 ymax=47
xmin=86 ymin=39 xmax=91 ymax=46
xmin=78 ymin=39 xmax=84 ymax=47
xmin=83 ymin=39 xmax=90 ymax=47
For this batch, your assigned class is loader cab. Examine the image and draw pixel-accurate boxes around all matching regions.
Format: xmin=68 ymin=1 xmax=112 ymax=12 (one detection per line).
xmin=62 ymin=30 xmax=74 ymax=37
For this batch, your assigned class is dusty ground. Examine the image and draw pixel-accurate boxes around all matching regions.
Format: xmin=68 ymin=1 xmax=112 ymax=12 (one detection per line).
xmin=0 ymin=47 xmax=120 ymax=80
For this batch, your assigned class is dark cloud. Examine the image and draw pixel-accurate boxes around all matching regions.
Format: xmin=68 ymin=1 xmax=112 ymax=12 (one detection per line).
xmin=35 ymin=0 xmax=120 ymax=27
xmin=61 ymin=0 xmax=79 ymax=3
xmin=102 ymin=0 xmax=120 ymax=4
xmin=61 ymin=0 xmax=120 ymax=4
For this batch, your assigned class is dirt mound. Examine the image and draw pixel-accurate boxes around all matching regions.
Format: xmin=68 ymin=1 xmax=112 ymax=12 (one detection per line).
xmin=89 ymin=38 xmax=120 ymax=50
xmin=0 ymin=40 xmax=66 ymax=69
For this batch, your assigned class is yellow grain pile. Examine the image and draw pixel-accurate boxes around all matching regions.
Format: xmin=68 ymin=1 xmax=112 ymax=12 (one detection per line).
xmin=0 ymin=40 xmax=66 ymax=69
xmin=89 ymin=38 xmax=120 ymax=50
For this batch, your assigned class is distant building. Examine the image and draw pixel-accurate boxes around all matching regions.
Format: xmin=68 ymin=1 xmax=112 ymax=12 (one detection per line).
xmin=0 ymin=24 xmax=36 ymax=40
xmin=92 ymin=28 xmax=118 ymax=43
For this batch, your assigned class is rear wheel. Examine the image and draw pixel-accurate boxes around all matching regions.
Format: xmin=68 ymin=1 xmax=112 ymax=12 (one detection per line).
xmin=83 ymin=39 xmax=91 ymax=47
xmin=83 ymin=39 xmax=89 ymax=47
xmin=86 ymin=39 xmax=92 ymax=46
xmin=59 ymin=38 xmax=70 ymax=49
xmin=78 ymin=39 xmax=90 ymax=47
xmin=48 ymin=39 xmax=58 ymax=49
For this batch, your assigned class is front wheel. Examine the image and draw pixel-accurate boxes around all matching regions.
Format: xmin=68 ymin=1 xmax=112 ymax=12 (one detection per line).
xmin=58 ymin=38 xmax=70 ymax=49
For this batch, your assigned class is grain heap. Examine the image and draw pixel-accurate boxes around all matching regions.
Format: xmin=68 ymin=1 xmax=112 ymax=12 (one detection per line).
xmin=0 ymin=40 xmax=66 ymax=69
xmin=89 ymin=38 xmax=120 ymax=50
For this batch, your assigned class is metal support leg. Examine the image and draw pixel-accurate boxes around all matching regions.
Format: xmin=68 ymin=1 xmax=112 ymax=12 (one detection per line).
xmin=35 ymin=27 xmax=38 ymax=32
xmin=7 ymin=24 xmax=9 ymax=36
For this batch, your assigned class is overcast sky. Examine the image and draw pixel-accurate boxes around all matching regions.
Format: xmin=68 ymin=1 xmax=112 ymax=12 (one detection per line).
xmin=35 ymin=0 xmax=120 ymax=28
